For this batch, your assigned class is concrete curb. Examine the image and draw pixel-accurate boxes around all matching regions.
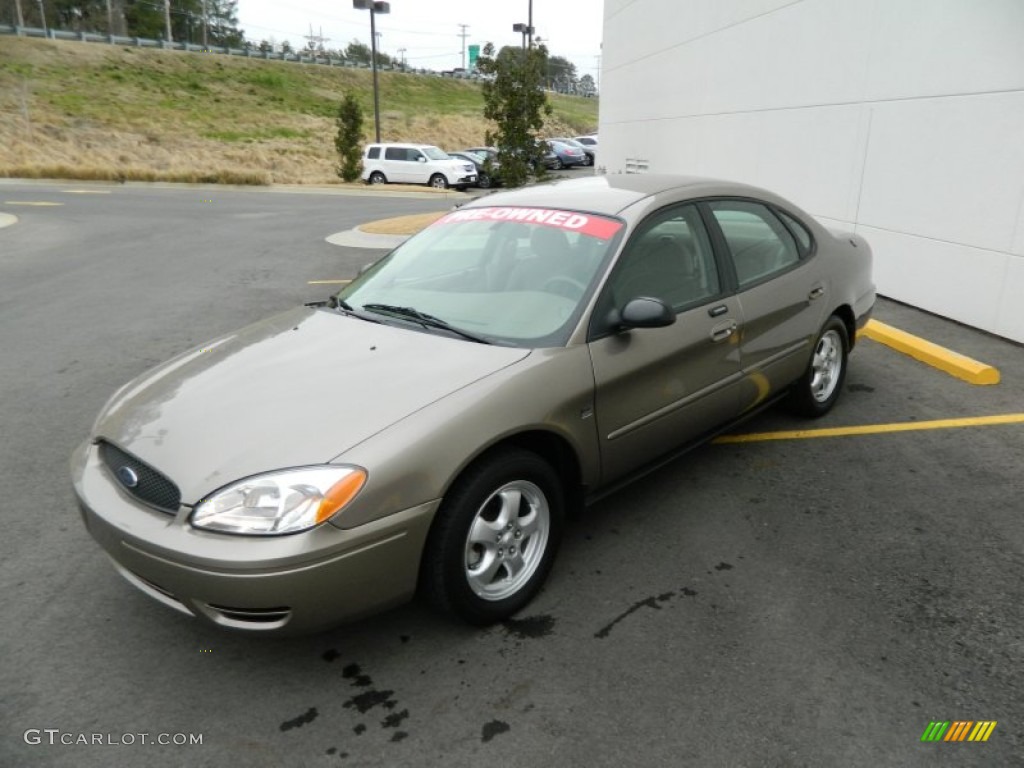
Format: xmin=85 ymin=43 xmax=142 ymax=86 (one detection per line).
xmin=860 ymin=319 xmax=1000 ymax=385
xmin=0 ymin=212 xmax=17 ymax=229
xmin=325 ymin=227 xmax=410 ymax=250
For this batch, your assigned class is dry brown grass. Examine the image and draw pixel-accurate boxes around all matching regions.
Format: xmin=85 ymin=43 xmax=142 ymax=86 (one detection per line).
xmin=359 ymin=211 xmax=446 ymax=234
xmin=0 ymin=37 xmax=598 ymax=186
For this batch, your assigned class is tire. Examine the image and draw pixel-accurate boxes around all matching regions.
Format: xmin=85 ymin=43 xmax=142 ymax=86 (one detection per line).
xmin=478 ymin=173 xmax=492 ymax=189
xmin=583 ymin=154 xmax=593 ymax=167
xmin=788 ymin=315 xmax=849 ymax=417
xmin=429 ymin=174 xmax=449 ymax=189
xmin=553 ymin=158 xmax=564 ymax=170
xmin=368 ymin=171 xmax=386 ymax=185
xmin=420 ymin=448 xmax=564 ymax=624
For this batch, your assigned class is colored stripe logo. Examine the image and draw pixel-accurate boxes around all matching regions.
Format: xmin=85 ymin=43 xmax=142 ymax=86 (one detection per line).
xmin=921 ymin=721 xmax=997 ymax=742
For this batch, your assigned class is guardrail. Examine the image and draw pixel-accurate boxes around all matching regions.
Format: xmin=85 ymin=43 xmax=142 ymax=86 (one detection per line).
xmin=0 ymin=23 xmax=412 ymax=70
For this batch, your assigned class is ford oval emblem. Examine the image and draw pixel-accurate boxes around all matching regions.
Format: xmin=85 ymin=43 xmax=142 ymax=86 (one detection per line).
xmin=116 ymin=466 xmax=139 ymax=488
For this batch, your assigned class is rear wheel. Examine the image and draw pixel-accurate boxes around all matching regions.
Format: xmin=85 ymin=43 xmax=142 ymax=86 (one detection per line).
xmin=421 ymin=449 xmax=563 ymax=624
xmin=553 ymin=158 xmax=564 ymax=170
xmin=368 ymin=171 xmax=386 ymax=185
xmin=429 ymin=174 xmax=449 ymax=189
xmin=788 ymin=315 xmax=849 ymax=417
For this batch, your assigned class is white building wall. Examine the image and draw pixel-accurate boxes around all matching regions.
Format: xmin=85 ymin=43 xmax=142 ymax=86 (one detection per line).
xmin=599 ymin=0 xmax=1024 ymax=342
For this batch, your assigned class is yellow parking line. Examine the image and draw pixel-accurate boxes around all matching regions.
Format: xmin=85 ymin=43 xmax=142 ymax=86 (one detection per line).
xmin=714 ymin=413 xmax=1024 ymax=444
xmin=860 ymin=319 xmax=999 ymax=385
xmin=4 ymin=201 xmax=64 ymax=206
xmin=308 ymin=279 xmax=352 ymax=285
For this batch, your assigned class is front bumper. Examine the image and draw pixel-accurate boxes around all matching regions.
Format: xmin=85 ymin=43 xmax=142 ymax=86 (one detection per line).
xmin=71 ymin=440 xmax=438 ymax=634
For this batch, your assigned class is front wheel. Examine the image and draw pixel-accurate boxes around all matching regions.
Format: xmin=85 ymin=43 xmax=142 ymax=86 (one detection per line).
xmin=788 ymin=315 xmax=849 ymax=417
xmin=477 ymin=173 xmax=492 ymax=189
xmin=420 ymin=449 xmax=564 ymax=624
xmin=429 ymin=174 xmax=449 ymax=189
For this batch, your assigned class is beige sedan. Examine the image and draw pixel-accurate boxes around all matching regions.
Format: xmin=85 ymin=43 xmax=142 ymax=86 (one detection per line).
xmin=72 ymin=175 xmax=875 ymax=634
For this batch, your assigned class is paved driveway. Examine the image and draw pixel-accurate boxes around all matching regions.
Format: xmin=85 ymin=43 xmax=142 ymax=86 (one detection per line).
xmin=1 ymin=180 xmax=1021 ymax=767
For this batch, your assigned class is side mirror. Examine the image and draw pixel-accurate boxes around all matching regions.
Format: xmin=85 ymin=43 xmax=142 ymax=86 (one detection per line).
xmin=618 ymin=297 xmax=675 ymax=330
xmin=417 ymin=156 xmax=427 ymax=163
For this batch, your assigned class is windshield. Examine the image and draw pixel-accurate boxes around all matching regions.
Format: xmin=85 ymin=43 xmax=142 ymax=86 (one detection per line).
xmin=337 ymin=207 xmax=625 ymax=347
xmin=423 ymin=147 xmax=449 ymax=160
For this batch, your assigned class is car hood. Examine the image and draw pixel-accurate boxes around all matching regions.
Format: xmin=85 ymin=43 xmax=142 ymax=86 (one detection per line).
xmin=93 ymin=306 xmax=530 ymax=504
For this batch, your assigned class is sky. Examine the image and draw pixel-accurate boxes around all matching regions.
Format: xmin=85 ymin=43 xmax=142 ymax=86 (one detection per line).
xmin=234 ymin=0 xmax=605 ymax=80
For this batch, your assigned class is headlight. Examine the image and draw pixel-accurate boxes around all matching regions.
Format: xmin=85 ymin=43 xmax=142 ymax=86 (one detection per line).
xmin=191 ymin=466 xmax=366 ymax=536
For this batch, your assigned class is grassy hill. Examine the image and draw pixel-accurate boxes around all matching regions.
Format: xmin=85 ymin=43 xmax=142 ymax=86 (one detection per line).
xmin=0 ymin=37 xmax=599 ymax=185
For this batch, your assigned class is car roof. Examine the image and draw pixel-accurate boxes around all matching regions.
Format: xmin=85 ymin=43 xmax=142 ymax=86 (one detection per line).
xmin=367 ymin=142 xmax=440 ymax=149
xmin=460 ymin=174 xmax=789 ymax=217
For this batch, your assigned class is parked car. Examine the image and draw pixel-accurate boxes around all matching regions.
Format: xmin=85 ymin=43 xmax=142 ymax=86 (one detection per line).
xmin=361 ymin=143 xmax=477 ymax=190
xmin=574 ymin=135 xmax=598 ymax=148
xmin=549 ymin=137 xmax=595 ymax=167
xmin=72 ymin=175 xmax=875 ymax=635
xmin=469 ymin=144 xmax=556 ymax=173
xmin=544 ymin=139 xmax=586 ymax=169
xmin=449 ymin=150 xmax=499 ymax=189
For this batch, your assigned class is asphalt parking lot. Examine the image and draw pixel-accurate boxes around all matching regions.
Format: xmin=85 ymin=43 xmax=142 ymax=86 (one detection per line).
xmin=1 ymin=180 xmax=1021 ymax=767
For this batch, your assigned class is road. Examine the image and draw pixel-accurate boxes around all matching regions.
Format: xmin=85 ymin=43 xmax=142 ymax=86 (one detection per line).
xmin=1 ymin=180 xmax=1021 ymax=767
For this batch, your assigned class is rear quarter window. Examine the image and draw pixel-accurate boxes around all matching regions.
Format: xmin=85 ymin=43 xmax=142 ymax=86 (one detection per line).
xmin=366 ymin=146 xmax=381 ymax=159
xmin=776 ymin=209 xmax=814 ymax=254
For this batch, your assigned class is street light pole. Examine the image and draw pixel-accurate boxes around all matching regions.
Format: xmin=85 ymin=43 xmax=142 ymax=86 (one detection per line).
xmin=353 ymin=1 xmax=391 ymax=144
xmin=512 ymin=22 xmax=533 ymax=50
xmin=528 ymin=0 xmax=533 ymax=49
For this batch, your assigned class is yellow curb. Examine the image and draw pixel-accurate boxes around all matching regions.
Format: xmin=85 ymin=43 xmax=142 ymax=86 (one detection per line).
xmin=859 ymin=319 xmax=1000 ymax=385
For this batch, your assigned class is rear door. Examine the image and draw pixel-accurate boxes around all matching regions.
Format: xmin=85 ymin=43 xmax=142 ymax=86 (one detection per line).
xmin=703 ymin=200 xmax=827 ymax=411
xmin=383 ymin=146 xmax=415 ymax=183
xmin=588 ymin=203 xmax=745 ymax=482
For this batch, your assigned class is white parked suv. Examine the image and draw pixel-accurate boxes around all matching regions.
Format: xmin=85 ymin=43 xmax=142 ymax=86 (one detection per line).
xmin=361 ymin=143 xmax=477 ymax=190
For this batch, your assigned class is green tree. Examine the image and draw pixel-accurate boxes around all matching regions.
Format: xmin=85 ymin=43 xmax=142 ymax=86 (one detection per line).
xmin=335 ymin=93 xmax=365 ymax=182
xmin=475 ymin=42 xmax=552 ymax=188
xmin=345 ymin=39 xmax=371 ymax=65
xmin=545 ymin=55 xmax=577 ymax=92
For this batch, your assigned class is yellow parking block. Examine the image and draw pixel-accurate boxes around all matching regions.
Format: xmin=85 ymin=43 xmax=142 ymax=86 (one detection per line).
xmin=859 ymin=320 xmax=999 ymax=385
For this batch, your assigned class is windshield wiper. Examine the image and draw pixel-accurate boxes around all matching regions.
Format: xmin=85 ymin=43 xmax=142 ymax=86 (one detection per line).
xmin=325 ymin=295 xmax=382 ymax=323
xmin=361 ymin=303 xmax=492 ymax=344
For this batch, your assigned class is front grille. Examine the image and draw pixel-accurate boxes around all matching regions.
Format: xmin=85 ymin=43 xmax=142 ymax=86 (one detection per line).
xmin=99 ymin=440 xmax=181 ymax=514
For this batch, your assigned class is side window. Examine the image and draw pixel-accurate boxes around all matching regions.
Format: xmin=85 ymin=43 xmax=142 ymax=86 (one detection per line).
xmin=709 ymin=201 xmax=800 ymax=288
xmin=776 ymin=209 xmax=813 ymax=254
xmin=592 ymin=204 xmax=720 ymax=336
xmin=408 ymin=150 xmax=424 ymax=162
xmin=366 ymin=146 xmax=381 ymax=160
xmin=384 ymin=147 xmax=405 ymax=161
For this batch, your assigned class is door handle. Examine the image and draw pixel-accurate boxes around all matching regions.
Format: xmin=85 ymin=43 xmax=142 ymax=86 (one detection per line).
xmin=708 ymin=304 xmax=728 ymax=317
xmin=808 ymin=286 xmax=825 ymax=300
xmin=710 ymin=320 xmax=737 ymax=342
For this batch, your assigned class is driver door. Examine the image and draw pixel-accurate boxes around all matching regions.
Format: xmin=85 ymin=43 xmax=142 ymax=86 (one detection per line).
xmin=588 ymin=203 xmax=745 ymax=482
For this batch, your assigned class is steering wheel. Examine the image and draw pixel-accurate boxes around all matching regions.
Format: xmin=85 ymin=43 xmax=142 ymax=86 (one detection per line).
xmin=541 ymin=275 xmax=587 ymax=300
